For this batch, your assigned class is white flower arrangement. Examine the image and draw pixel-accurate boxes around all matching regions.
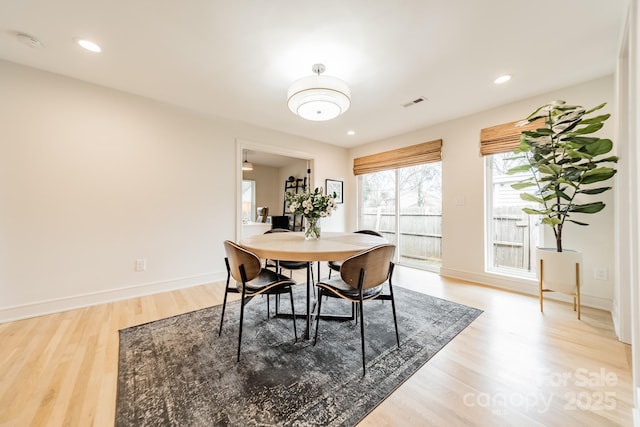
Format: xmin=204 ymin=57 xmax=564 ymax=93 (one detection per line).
xmin=286 ymin=187 xmax=337 ymax=220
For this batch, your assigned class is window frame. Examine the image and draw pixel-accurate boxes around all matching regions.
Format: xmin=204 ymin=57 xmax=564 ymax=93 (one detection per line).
xmin=357 ymin=162 xmax=442 ymax=273
xmin=484 ymin=154 xmax=539 ymax=279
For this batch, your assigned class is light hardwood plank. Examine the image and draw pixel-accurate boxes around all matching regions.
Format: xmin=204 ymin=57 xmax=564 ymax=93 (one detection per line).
xmin=0 ymin=267 xmax=633 ymax=426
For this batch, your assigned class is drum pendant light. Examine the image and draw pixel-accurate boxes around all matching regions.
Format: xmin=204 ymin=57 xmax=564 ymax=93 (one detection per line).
xmin=287 ymin=64 xmax=351 ymax=122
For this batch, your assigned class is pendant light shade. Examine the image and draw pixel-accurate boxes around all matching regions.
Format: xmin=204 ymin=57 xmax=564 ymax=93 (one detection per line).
xmin=242 ymin=151 xmax=254 ymax=171
xmin=287 ymin=64 xmax=351 ymax=122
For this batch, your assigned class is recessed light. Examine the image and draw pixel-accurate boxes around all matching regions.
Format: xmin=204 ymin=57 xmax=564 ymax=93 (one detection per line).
xmin=75 ymin=38 xmax=102 ymax=53
xmin=347 ymin=130 xmax=355 ymax=136
xmin=494 ymin=75 xmax=511 ymax=84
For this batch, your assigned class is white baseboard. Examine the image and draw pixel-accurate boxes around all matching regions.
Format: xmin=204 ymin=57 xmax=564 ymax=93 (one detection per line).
xmin=0 ymin=271 xmax=227 ymax=323
xmin=439 ymin=267 xmax=612 ymax=311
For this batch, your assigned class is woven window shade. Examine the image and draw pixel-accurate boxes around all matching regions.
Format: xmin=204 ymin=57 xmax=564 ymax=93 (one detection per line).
xmin=479 ymin=118 xmax=545 ymax=156
xmin=353 ymin=139 xmax=442 ymax=176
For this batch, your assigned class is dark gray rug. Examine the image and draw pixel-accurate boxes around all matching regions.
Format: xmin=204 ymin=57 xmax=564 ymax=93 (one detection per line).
xmin=116 ymin=285 xmax=482 ymax=426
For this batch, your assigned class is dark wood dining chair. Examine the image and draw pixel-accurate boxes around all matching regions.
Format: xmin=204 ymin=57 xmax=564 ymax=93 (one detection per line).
xmin=327 ymin=230 xmax=383 ymax=279
xmin=270 ymin=215 xmax=290 ymax=230
xmin=220 ymin=240 xmax=298 ymax=361
xmin=314 ymin=243 xmax=399 ymax=375
xmin=256 ymin=206 xmax=269 ymax=223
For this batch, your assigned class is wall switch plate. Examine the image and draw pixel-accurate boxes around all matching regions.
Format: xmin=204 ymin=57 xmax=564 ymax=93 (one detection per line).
xmin=135 ymin=258 xmax=146 ymax=272
xmin=594 ymin=267 xmax=608 ymax=281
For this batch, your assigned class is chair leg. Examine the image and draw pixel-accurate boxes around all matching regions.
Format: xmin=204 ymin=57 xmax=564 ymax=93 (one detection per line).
xmin=266 ymin=294 xmax=270 ymax=318
xmin=388 ymin=282 xmax=400 ymax=348
xmin=359 ymin=298 xmax=366 ymax=375
xmin=219 ymin=287 xmax=229 ymax=336
xmin=576 ymin=262 xmax=581 ymax=320
xmin=539 ymin=259 xmax=544 ymax=313
xmin=313 ymin=289 xmax=324 ymax=345
xmin=288 ymin=287 xmax=297 ymax=342
xmin=237 ymin=296 xmax=246 ymax=362
xmin=219 ymin=259 xmax=231 ymax=336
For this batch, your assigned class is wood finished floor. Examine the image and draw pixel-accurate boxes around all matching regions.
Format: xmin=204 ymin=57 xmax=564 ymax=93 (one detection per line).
xmin=0 ymin=266 xmax=633 ymax=426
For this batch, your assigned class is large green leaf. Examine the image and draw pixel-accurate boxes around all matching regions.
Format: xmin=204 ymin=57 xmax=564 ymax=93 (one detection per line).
xmin=595 ymin=155 xmax=619 ymax=163
xmin=507 ymin=164 xmax=532 ymax=175
xmin=580 ymin=113 xmax=611 ymax=125
xmin=541 ymin=217 xmax=562 ymax=226
xmin=570 ymin=122 xmax=604 ymax=135
xmin=584 ymin=102 xmax=606 ymax=115
xmin=534 ymin=128 xmax=554 ymax=135
xmin=569 ymin=219 xmax=590 ymax=226
xmin=569 ymin=202 xmax=606 ymax=214
xmin=520 ymin=193 xmax=544 ymax=204
xmin=578 ymin=186 xmax=611 ymax=195
xmin=538 ymin=164 xmax=562 ymax=175
xmin=523 ymin=207 xmax=550 ymax=215
xmin=566 ymin=149 xmax=593 ymax=160
xmin=584 ymin=139 xmax=613 ymax=156
xmin=563 ymin=136 xmax=600 ymax=145
xmin=511 ymin=181 xmax=536 ymax=190
xmin=581 ymin=167 xmax=617 ymax=184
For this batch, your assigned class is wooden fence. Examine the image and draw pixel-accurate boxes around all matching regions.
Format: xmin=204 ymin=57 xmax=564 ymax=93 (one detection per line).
xmin=361 ymin=206 xmax=533 ymax=270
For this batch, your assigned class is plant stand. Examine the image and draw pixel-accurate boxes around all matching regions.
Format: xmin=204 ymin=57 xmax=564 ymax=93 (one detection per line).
xmin=537 ymin=248 xmax=581 ymax=319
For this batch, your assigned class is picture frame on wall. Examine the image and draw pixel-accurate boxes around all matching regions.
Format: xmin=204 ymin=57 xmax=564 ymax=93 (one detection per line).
xmin=325 ymin=179 xmax=343 ymax=204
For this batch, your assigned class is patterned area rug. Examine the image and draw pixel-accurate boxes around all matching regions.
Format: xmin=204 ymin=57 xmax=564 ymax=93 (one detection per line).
xmin=116 ymin=285 xmax=482 ymax=426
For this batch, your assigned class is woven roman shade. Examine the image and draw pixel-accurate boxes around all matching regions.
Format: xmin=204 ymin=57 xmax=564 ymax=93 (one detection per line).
xmin=479 ymin=118 xmax=544 ymax=156
xmin=353 ymin=139 xmax=442 ymax=176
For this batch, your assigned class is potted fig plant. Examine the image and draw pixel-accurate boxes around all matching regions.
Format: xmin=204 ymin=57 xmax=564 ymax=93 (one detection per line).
xmin=508 ymin=100 xmax=618 ymax=316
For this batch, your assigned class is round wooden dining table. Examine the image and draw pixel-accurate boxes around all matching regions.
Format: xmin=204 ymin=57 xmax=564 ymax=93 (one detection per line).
xmin=239 ymin=231 xmax=388 ymax=338
xmin=239 ymin=231 xmax=387 ymax=262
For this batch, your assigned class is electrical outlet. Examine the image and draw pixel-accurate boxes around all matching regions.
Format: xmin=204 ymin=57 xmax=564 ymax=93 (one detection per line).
xmin=594 ymin=267 xmax=608 ymax=281
xmin=135 ymin=258 xmax=146 ymax=272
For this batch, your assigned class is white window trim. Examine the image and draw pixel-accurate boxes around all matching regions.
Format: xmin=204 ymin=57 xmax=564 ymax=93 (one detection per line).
xmin=484 ymin=155 xmax=539 ymax=279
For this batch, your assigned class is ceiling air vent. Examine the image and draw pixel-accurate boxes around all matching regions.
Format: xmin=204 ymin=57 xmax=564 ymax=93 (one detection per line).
xmin=402 ymin=96 xmax=427 ymax=108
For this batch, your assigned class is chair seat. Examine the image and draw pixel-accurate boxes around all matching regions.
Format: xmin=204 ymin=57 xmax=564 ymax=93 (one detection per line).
xmin=317 ymin=277 xmax=383 ymax=300
xmin=327 ymin=260 xmax=342 ymax=272
xmin=238 ymin=269 xmax=295 ymax=294
xmin=278 ymin=260 xmax=307 ymax=270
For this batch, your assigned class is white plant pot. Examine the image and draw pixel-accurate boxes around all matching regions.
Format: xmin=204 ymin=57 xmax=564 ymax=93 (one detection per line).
xmin=536 ymin=247 xmax=582 ymax=294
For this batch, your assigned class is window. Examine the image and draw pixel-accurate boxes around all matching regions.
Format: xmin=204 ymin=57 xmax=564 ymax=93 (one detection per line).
xmin=480 ymin=118 xmax=544 ymax=277
xmin=485 ymin=152 xmax=538 ymax=276
xmin=355 ymin=140 xmax=443 ymax=271
xmin=241 ymin=180 xmax=256 ymax=223
xmin=359 ymin=162 xmax=442 ymax=271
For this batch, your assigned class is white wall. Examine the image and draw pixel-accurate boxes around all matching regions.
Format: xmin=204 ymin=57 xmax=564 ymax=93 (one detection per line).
xmin=0 ymin=59 xmax=350 ymax=321
xmin=349 ymin=76 xmax=617 ymax=310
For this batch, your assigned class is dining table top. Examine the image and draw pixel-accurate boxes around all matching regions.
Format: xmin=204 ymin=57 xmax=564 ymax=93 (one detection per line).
xmin=239 ymin=231 xmax=387 ymax=262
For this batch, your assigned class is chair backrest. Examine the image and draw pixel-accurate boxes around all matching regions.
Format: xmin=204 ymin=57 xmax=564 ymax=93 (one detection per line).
xmin=340 ymin=244 xmax=396 ymax=290
xmin=264 ymin=228 xmax=291 ymax=234
xmin=271 ymin=215 xmax=290 ymax=230
xmin=223 ymin=240 xmax=262 ymax=283
xmin=355 ymin=229 xmax=383 ymax=237
xmin=256 ymin=206 xmax=269 ymax=223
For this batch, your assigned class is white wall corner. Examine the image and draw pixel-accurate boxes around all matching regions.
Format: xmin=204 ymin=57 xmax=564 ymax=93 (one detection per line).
xmin=0 ymin=271 xmax=227 ymax=323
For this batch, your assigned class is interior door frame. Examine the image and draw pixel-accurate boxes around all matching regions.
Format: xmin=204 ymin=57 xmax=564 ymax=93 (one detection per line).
xmin=236 ymin=139 xmax=314 ymax=242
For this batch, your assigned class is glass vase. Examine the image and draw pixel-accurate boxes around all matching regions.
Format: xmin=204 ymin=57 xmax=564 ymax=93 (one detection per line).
xmin=304 ymin=217 xmax=321 ymax=240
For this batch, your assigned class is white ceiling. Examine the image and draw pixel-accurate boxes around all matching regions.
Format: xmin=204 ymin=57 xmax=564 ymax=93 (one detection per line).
xmin=0 ymin=0 xmax=628 ymax=148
